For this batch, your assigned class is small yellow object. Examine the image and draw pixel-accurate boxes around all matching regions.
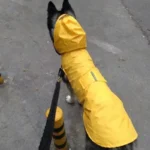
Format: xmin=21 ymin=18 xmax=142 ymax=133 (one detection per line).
xmin=0 ymin=74 xmax=4 ymax=84
xmin=53 ymin=14 xmax=138 ymax=148
xmin=46 ymin=107 xmax=69 ymax=150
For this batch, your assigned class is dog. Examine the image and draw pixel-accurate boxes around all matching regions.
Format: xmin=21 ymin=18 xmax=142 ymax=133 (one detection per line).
xmin=47 ymin=0 xmax=138 ymax=150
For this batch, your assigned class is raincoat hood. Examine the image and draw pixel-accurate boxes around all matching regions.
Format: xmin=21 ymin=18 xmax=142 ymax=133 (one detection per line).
xmin=53 ymin=14 xmax=138 ymax=148
xmin=54 ymin=14 xmax=87 ymax=54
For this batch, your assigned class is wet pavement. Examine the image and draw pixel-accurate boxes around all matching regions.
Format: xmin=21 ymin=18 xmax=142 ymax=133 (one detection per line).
xmin=0 ymin=0 xmax=150 ymax=150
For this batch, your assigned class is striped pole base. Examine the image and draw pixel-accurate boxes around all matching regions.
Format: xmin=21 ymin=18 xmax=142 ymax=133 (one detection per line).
xmin=46 ymin=107 xmax=69 ymax=150
xmin=0 ymin=74 xmax=4 ymax=84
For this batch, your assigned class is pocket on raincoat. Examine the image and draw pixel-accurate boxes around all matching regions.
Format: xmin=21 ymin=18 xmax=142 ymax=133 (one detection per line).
xmin=79 ymin=67 xmax=107 ymax=90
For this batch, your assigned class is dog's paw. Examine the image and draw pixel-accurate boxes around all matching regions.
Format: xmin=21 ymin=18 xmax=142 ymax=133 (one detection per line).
xmin=66 ymin=95 xmax=74 ymax=104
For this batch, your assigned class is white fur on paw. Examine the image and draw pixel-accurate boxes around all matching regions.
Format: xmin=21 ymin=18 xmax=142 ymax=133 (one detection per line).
xmin=66 ymin=95 xmax=74 ymax=104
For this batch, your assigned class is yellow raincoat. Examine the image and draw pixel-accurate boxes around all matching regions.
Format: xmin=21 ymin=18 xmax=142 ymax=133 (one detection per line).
xmin=53 ymin=14 xmax=138 ymax=148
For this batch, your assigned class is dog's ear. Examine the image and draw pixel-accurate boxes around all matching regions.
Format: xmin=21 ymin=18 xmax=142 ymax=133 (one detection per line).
xmin=47 ymin=1 xmax=57 ymax=15
xmin=61 ymin=0 xmax=76 ymax=18
xmin=47 ymin=1 xmax=58 ymax=42
xmin=47 ymin=1 xmax=59 ymax=30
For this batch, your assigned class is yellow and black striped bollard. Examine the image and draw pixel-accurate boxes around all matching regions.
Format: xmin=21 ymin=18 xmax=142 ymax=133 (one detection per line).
xmin=0 ymin=74 xmax=4 ymax=85
xmin=46 ymin=107 xmax=69 ymax=150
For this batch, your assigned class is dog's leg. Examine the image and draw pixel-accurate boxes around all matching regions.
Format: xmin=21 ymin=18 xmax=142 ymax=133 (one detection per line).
xmin=85 ymin=132 xmax=136 ymax=150
xmin=65 ymin=82 xmax=76 ymax=104
xmin=62 ymin=75 xmax=76 ymax=104
xmin=85 ymin=133 xmax=101 ymax=150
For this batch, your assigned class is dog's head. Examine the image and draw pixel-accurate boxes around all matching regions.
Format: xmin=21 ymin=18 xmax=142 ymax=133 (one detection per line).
xmin=47 ymin=0 xmax=76 ymax=43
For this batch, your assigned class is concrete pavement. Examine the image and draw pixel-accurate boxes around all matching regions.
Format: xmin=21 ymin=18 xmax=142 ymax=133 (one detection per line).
xmin=0 ymin=0 xmax=149 ymax=150
xmin=122 ymin=0 xmax=150 ymax=44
